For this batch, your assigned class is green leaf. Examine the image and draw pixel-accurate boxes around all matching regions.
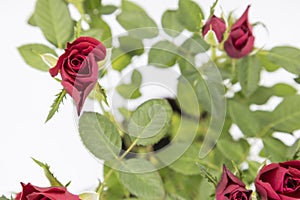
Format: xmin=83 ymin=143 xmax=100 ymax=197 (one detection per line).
xmin=32 ymin=158 xmax=64 ymax=187
xmin=0 ymin=196 xmax=10 ymax=200
xmin=288 ymin=139 xmax=300 ymax=160
xmin=79 ymin=192 xmax=98 ymax=200
xmin=269 ymin=95 xmax=300 ymax=133
xmin=148 ymin=40 xmax=178 ymax=68
xmin=162 ymin=10 xmax=184 ymax=37
xmin=159 ymin=167 xmax=203 ymax=200
xmin=258 ymin=52 xmax=280 ymax=72
xmin=28 ymin=13 xmax=37 ymax=26
xmin=111 ymin=48 xmax=132 ymax=71
xmin=228 ymin=101 xmax=262 ymax=137
xmin=237 ymin=56 xmax=262 ymax=97
xmin=245 ymin=86 xmax=273 ymax=105
xmin=103 ymin=164 xmax=129 ymax=199
xmin=262 ymin=136 xmax=288 ymax=162
xmin=176 ymin=76 xmax=201 ymax=117
xmin=100 ymin=5 xmax=118 ymax=15
xmin=118 ymin=159 xmax=165 ymax=200
xmin=18 ymin=44 xmax=57 ymax=71
xmin=177 ymin=0 xmax=204 ymax=32
xmin=128 ymin=99 xmax=173 ymax=145
xmin=272 ymin=83 xmax=297 ymax=97
xmin=168 ymin=144 xmax=201 ymax=175
xmin=88 ymin=17 xmax=112 ymax=48
xmin=116 ymin=0 xmax=158 ymax=39
xmin=217 ymin=138 xmax=250 ymax=162
xmin=79 ymin=112 xmax=122 ymax=161
xmin=83 ymin=0 xmax=101 ymax=15
xmin=45 ymin=89 xmax=67 ymax=123
xmin=181 ymin=34 xmax=210 ymax=55
xmin=266 ymin=46 xmax=300 ymax=74
xmin=119 ymin=36 xmax=144 ymax=57
xmin=34 ymin=0 xmax=74 ymax=48
xmin=117 ymin=69 xmax=142 ymax=99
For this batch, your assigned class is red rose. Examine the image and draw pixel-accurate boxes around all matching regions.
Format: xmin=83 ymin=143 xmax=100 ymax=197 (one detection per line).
xmin=49 ymin=36 xmax=106 ymax=115
xmin=255 ymin=160 xmax=300 ymax=200
xmin=202 ymin=15 xmax=226 ymax=43
xmin=216 ymin=165 xmax=252 ymax=200
xmin=224 ymin=6 xmax=254 ymax=58
xmin=15 ymin=183 xmax=80 ymax=200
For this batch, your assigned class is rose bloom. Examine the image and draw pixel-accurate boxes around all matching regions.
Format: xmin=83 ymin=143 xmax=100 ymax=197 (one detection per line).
xmin=255 ymin=160 xmax=300 ymax=200
xmin=15 ymin=183 xmax=80 ymax=200
xmin=49 ymin=36 xmax=106 ymax=115
xmin=224 ymin=6 xmax=254 ymax=58
xmin=216 ymin=165 xmax=252 ymax=200
xmin=202 ymin=15 xmax=226 ymax=43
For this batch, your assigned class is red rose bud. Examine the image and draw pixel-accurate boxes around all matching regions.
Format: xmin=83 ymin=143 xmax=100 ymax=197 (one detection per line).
xmin=202 ymin=15 xmax=226 ymax=43
xmin=49 ymin=36 xmax=106 ymax=115
xmin=255 ymin=160 xmax=300 ymax=200
xmin=15 ymin=183 xmax=80 ymax=200
xmin=216 ymin=165 xmax=252 ymax=200
xmin=224 ymin=6 xmax=255 ymax=58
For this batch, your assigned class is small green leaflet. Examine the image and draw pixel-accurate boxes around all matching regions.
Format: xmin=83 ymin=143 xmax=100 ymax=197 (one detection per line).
xmin=32 ymin=158 xmax=64 ymax=187
xmin=197 ymin=164 xmax=218 ymax=187
xmin=117 ymin=69 xmax=142 ymax=99
xmin=45 ymin=89 xmax=67 ymax=123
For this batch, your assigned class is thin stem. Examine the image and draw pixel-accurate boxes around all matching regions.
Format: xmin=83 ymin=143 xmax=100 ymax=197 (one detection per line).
xmin=98 ymin=138 xmax=139 ymax=199
xmin=231 ymin=58 xmax=236 ymax=79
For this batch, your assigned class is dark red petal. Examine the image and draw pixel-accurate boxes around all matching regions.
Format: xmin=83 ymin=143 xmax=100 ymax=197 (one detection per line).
xmin=231 ymin=5 xmax=251 ymax=30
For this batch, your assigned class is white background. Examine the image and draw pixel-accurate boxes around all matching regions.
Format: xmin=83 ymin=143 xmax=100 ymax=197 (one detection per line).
xmin=1 ymin=0 xmax=300 ymax=196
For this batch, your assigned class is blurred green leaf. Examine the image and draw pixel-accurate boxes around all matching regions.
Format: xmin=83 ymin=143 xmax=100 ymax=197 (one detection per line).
xmin=117 ymin=69 xmax=142 ymax=99
xmin=162 ymin=10 xmax=184 ymax=37
xmin=168 ymin=144 xmax=201 ymax=175
xmin=28 ymin=13 xmax=37 ymax=26
xmin=177 ymin=0 xmax=204 ymax=32
xmin=262 ymin=136 xmax=288 ymax=162
xmin=119 ymin=36 xmax=144 ymax=56
xmin=118 ymin=159 xmax=165 ymax=200
xmin=83 ymin=0 xmax=101 ymax=16
xmin=111 ymin=47 xmax=132 ymax=71
xmin=217 ymin=138 xmax=250 ymax=162
xmin=89 ymin=17 xmax=112 ymax=47
xmin=181 ymin=34 xmax=210 ymax=55
xmin=264 ymin=46 xmax=300 ymax=74
xmin=159 ymin=167 xmax=202 ymax=200
xmin=128 ymin=99 xmax=173 ymax=145
xmin=34 ymin=0 xmax=74 ymax=48
xmin=269 ymin=95 xmax=300 ymax=133
xmin=79 ymin=112 xmax=121 ymax=161
xmin=148 ymin=40 xmax=178 ymax=68
xmin=228 ymin=101 xmax=262 ymax=137
xmin=272 ymin=83 xmax=297 ymax=97
xmin=237 ymin=56 xmax=262 ymax=97
xmin=0 ymin=196 xmax=10 ymax=200
xmin=100 ymin=5 xmax=117 ymax=15
xmin=18 ymin=44 xmax=57 ymax=71
xmin=117 ymin=0 xmax=158 ymax=39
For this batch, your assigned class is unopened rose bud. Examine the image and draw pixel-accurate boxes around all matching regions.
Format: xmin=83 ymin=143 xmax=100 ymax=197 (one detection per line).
xmin=202 ymin=15 xmax=226 ymax=43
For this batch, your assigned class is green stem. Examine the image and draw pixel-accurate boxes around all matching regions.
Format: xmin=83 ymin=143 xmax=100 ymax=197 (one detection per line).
xmin=211 ymin=46 xmax=217 ymax=61
xmin=231 ymin=59 xmax=236 ymax=79
xmin=98 ymin=138 xmax=139 ymax=199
